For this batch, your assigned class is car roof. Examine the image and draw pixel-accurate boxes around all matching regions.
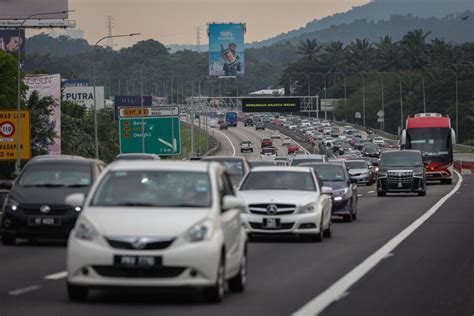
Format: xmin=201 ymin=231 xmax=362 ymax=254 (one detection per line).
xmin=27 ymin=155 xmax=99 ymax=165
xmin=293 ymin=154 xmax=325 ymax=159
xmin=250 ymin=166 xmax=312 ymax=173
xmin=109 ymin=160 xmax=217 ymax=172
xmin=381 ymin=149 xmax=420 ymax=155
xmin=202 ymin=156 xmax=247 ymax=162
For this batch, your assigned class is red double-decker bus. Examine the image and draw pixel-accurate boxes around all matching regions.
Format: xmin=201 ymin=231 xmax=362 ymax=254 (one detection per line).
xmin=401 ymin=113 xmax=456 ymax=184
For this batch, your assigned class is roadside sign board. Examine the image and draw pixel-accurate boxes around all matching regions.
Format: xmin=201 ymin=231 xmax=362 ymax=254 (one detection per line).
xmin=119 ymin=117 xmax=181 ymax=156
xmin=355 ymin=112 xmax=362 ymax=119
xmin=119 ymin=107 xmax=152 ymax=118
xmin=0 ymin=110 xmax=31 ymax=160
xmin=118 ymin=106 xmax=179 ymax=118
xmin=377 ymin=118 xmax=385 ymax=123
xmin=377 ymin=110 xmax=385 ymax=118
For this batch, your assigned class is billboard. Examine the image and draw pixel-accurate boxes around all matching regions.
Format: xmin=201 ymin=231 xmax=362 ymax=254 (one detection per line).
xmin=320 ymin=99 xmax=341 ymax=112
xmin=0 ymin=29 xmax=25 ymax=54
xmin=25 ymin=74 xmax=61 ymax=155
xmin=64 ymin=79 xmax=89 ymax=87
xmin=0 ymin=0 xmax=68 ymax=20
xmin=114 ymin=96 xmax=152 ymax=120
xmin=63 ymin=86 xmax=105 ymax=109
xmin=241 ymin=98 xmax=300 ymax=113
xmin=208 ymin=23 xmax=245 ymax=77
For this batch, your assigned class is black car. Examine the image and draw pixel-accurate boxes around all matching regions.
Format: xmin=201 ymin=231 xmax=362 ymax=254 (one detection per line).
xmin=302 ymin=163 xmax=358 ymax=222
xmin=255 ymin=122 xmax=265 ymax=130
xmin=362 ymin=143 xmax=380 ymax=158
xmin=219 ymin=123 xmax=228 ymax=130
xmin=244 ymin=118 xmax=254 ymax=126
xmin=377 ymin=150 xmax=426 ymax=197
xmin=1 ymin=156 xmax=106 ymax=245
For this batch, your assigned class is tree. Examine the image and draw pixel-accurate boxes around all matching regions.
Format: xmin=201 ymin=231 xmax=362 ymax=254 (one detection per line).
xmin=347 ymin=39 xmax=374 ymax=72
xmin=0 ymin=51 xmax=27 ymax=108
xmin=323 ymin=41 xmax=347 ymax=85
xmin=297 ymin=39 xmax=322 ymax=62
xmin=400 ymin=29 xmax=432 ymax=70
xmin=374 ymin=36 xmax=401 ymax=71
xmin=429 ymin=38 xmax=459 ymax=69
xmin=26 ymin=91 xmax=57 ymax=156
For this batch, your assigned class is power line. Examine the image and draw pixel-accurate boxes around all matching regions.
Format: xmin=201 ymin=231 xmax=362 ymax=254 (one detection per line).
xmin=194 ymin=26 xmax=202 ymax=53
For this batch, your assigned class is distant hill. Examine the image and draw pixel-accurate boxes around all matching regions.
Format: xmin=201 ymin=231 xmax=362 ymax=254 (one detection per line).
xmin=248 ymin=0 xmax=474 ymax=48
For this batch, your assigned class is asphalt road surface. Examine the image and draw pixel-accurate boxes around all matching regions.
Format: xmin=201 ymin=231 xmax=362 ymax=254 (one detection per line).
xmin=0 ymin=124 xmax=469 ymax=316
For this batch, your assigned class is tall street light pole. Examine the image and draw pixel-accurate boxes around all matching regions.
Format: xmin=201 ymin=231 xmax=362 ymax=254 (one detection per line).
xmin=15 ymin=10 xmax=74 ymax=173
xmin=333 ymin=72 xmax=347 ymax=122
xmin=310 ymin=73 xmax=327 ymax=120
xmin=92 ymin=33 xmax=140 ymax=159
xmin=429 ymin=67 xmax=459 ymax=142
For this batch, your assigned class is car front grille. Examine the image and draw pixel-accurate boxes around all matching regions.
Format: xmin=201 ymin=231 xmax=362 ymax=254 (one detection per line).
xmin=249 ymin=222 xmax=294 ymax=230
xmin=20 ymin=204 xmax=71 ymax=215
xmin=388 ymin=171 xmax=414 ymax=189
xmin=92 ymin=266 xmax=186 ymax=278
xmin=248 ymin=204 xmax=296 ymax=215
xmin=105 ymin=237 xmax=175 ymax=250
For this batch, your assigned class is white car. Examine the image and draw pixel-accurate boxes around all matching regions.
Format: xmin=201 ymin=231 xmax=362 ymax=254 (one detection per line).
xmin=270 ymin=131 xmax=281 ymax=139
xmin=261 ymin=147 xmax=277 ymax=161
xmin=65 ymin=161 xmax=248 ymax=303
xmin=238 ymin=167 xmax=333 ymax=241
xmin=373 ymin=137 xmax=385 ymax=146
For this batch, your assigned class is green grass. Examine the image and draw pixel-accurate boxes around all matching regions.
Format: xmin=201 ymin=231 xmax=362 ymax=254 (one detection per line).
xmin=454 ymin=144 xmax=474 ymax=154
xmin=174 ymin=123 xmax=213 ymax=159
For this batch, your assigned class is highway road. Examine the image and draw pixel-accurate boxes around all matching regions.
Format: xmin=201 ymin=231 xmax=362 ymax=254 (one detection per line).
xmin=0 ymin=124 xmax=471 ymax=316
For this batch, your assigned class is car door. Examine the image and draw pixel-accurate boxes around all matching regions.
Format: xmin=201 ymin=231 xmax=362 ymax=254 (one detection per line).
xmin=315 ymin=173 xmax=331 ymax=227
xmin=217 ymin=171 xmax=242 ymax=273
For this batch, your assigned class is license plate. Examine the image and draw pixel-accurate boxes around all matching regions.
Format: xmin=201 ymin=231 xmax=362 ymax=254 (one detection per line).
xmin=263 ymin=218 xmax=281 ymax=229
xmin=28 ymin=217 xmax=61 ymax=226
xmin=114 ymin=255 xmax=162 ymax=268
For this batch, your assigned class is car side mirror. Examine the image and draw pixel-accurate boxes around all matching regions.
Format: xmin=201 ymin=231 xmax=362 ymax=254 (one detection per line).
xmin=0 ymin=180 xmax=13 ymax=190
xmin=222 ymin=195 xmax=243 ymax=212
xmin=65 ymin=193 xmax=86 ymax=208
xmin=321 ymin=186 xmax=333 ymax=195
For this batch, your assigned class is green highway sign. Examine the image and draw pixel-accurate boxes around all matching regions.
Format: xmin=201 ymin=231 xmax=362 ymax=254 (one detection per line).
xmin=119 ymin=117 xmax=181 ymax=156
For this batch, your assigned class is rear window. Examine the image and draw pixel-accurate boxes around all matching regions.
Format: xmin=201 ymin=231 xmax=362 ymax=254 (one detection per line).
xmin=19 ymin=163 xmax=92 ymax=187
xmin=291 ymin=158 xmax=323 ymax=166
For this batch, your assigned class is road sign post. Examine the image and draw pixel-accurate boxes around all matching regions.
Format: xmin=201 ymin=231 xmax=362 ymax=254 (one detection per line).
xmin=119 ymin=116 xmax=181 ymax=156
xmin=0 ymin=110 xmax=31 ymax=161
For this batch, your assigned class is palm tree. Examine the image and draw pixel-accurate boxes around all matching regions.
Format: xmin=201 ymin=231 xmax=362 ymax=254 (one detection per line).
xmin=400 ymin=29 xmax=432 ymax=70
xmin=374 ymin=36 xmax=400 ymax=71
xmin=347 ymin=38 xmax=374 ymax=72
xmin=430 ymin=37 xmax=459 ymax=69
xmin=323 ymin=41 xmax=348 ymax=85
xmin=297 ymin=39 xmax=322 ymax=62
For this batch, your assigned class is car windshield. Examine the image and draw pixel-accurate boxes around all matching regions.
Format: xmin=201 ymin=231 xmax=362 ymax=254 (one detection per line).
xmin=406 ymin=127 xmax=451 ymax=163
xmin=345 ymin=161 xmax=367 ymax=169
xmin=18 ymin=163 xmax=92 ymax=187
xmin=91 ymin=171 xmax=212 ymax=207
xmin=310 ymin=165 xmax=347 ymax=182
xmin=240 ymin=171 xmax=316 ymax=191
xmin=291 ymin=158 xmax=323 ymax=166
xmin=207 ymin=160 xmax=244 ymax=176
xmin=380 ymin=152 xmax=423 ymax=167
xmin=364 ymin=144 xmax=378 ymax=152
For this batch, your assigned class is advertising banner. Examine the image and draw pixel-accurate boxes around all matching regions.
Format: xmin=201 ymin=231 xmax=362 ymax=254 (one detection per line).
xmin=241 ymin=98 xmax=300 ymax=113
xmin=0 ymin=0 xmax=68 ymax=20
xmin=0 ymin=29 xmax=25 ymax=54
xmin=208 ymin=23 xmax=245 ymax=77
xmin=63 ymin=86 xmax=104 ymax=109
xmin=320 ymin=99 xmax=341 ymax=112
xmin=114 ymin=96 xmax=152 ymax=120
xmin=25 ymin=74 xmax=61 ymax=155
xmin=64 ymin=79 xmax=89 ymax=87
xmin=0 ymin=110 xmax=31 ymax=160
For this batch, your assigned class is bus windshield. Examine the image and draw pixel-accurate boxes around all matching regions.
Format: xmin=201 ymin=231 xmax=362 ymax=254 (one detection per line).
xmin=406 ymin=128 xmax=452 ymax=163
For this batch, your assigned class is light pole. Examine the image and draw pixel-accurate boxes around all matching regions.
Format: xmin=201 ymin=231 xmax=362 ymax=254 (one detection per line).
xmin=92 ymin=33 xmax=140 ymax=159
xmin=310 ymin=72 xmax=327 ymax=120
xmin=15 ymin=10 xmax=74 ymax=173
xmin=333 ymin=72 xmax=347 ymax=122
xmin=429 ymin=67 xmax=458 ymax=142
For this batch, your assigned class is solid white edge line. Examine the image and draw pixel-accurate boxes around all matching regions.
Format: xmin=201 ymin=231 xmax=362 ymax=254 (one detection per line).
xmin=44 ymin=271 xmax=68 ymax=280
xmin=8 ymin=285 xmax=42 ymax=296
xmin=293 ymin=171 xmax=464 ymax=316
xmin=213 ymin=129 xmax=236 ymax=157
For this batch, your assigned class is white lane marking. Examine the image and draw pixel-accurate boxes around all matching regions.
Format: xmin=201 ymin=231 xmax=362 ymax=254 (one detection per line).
xmin=44 ymin=271 xmax=67 ymax=280
xmin=8 ymin=285 xmax=42 ymax=296
xmin=368 ymin=191 xmax=375 ymax=194
xmin=293 ymin=171 xmax=463 ymax=316
xmin=213 ymin=129 xmax=236 ymax=157
xmin=357 ymin=194 xmax=363 ymax=197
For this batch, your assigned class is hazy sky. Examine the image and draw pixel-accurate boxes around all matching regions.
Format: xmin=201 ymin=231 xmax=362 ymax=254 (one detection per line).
xmin=60 ymin=0 xmax=369 ymax=47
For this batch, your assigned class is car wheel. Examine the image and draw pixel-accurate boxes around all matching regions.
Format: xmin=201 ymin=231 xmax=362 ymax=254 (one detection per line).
xmin=203 ymin=256 xmax=225 ymax=303
xmin=1 ymin=233 xmax=16 ymax=246
xmin=418 ymin=191 xmax=426 ymax=196
xmin=323 ymin=220 xmax=332 ymax=238
xmin=310 ymin=218 xmax=324 ymax=242
xmin=343 ymin=213 xmax=353 ymax=223
xmin=67 ymin=282 xmax=89 ymax=302
xmin=377 ymin=191 xmax=386 ymax=197
xmin=228 ymin=245 xmax=247 ymax=293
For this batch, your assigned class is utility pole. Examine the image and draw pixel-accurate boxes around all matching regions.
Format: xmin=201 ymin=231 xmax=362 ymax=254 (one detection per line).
xmin=105 ymin=16 xmax=114 ymax=49
xmin=194 ymin=26 xmax=203 ymax=53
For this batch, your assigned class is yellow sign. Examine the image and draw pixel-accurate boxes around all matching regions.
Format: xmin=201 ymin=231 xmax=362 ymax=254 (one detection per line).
xmin=0 ymin=110 xmax=31 ymax=160
xmin=119 ymin=107 xmax=151 ymax=117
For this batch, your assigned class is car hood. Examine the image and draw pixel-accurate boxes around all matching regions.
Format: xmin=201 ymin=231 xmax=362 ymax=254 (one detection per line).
xmin=238 ymin=190 xmax=316 ymax=206
xmin=379 ymin=166 xmax=423 ymax=173
xmin=348 ymin=168 xmax=368 ymax=174
xmin=321 ymin=181 xmax=348 ymax=190
xmin=83 ymin=208 xmax=211 ymax=237
xmin=9 ymin=186 xmax=91 ymax=205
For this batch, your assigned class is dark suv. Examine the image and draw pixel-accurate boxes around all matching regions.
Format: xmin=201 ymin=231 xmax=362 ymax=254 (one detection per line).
xmin=1 ymin=155 xmax=106 ymax=245
xmin=376 ymin=150 xmax=426 ymax=197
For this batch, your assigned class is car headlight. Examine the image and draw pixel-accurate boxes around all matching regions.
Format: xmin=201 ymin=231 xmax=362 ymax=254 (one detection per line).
xmin=297 ymin=203 xmax=317 ymax=214
xmin=333 ymin=188 xmax=349 ymax=196
xmin=375 ymin=167 xmax=379 ymax=172
xmin=74 ymin=217 xmax=99 ymax=241
xmin=4 ymin=197 xmax=19 ymax=212
xmin=184 ymin=219 xmax=215 ymax=242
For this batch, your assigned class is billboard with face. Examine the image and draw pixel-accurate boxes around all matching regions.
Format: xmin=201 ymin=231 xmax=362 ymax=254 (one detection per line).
xmin=0 ymin=29 xmax=25 ymax=54
xmin=0 ymin=0 xmax=68 ymax=20
xmin=208 ymin=23 xmax=245 ymax=77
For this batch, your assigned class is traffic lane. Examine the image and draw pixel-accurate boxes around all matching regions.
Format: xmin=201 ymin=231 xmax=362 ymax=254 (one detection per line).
xmin=231 ymin=124 xmax=288 ymax=160
xmin=0 ymin=179 xmax=457 ymax=316
xmin=323 ymin=175 xmax=472 ymax=316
